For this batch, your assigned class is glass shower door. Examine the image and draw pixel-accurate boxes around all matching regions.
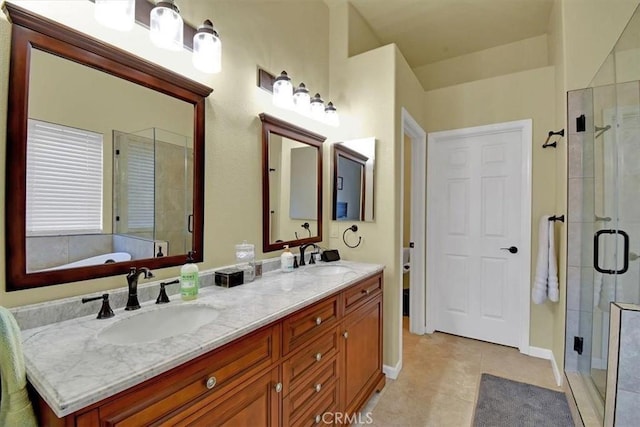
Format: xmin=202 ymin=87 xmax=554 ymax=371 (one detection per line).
xmin=583 ymin=80 xmax=640 ymax=401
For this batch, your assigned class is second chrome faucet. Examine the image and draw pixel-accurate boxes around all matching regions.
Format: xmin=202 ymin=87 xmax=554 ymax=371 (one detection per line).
xmin=125 ymin=267 xmax=154 ymax=310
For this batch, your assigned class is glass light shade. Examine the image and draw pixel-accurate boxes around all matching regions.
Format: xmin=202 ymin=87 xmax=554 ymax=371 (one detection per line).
xmin=273 ymin=71 xmax=293 ymax=109
xmin=94 ymin=0 xmax=135 ymax=31
xmin=325 ymin=102 xmax=339 ymax=127
xmin=310 ymin=93 xmax=325 ymax=119
xmin=150 ymin=1 xmax=184 ymax=51
xmin=293 ymin=82 xmax=310 ymax=114
xmin=193 ymin=20 xmax=222 ymax=74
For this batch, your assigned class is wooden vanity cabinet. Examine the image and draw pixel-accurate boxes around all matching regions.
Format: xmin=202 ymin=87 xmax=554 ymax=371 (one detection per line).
xmin=33 ymin=272 xmax=385 ymax=426
xmin=342 ymin=296 xmax=384 ymax=414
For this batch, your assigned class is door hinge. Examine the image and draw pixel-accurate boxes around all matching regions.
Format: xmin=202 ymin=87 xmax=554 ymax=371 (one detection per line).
xmin=574 ymin=336 xmax=584 ymax=355
xmin=576 ymin=114 xmax=586 ymax=133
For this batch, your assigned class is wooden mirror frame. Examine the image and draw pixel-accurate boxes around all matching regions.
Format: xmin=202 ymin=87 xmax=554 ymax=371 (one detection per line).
xmin=259 ymin=113 xmax=324 ymax=252
xmin=4 ymin=4 xmax=213 ymax=291
xmin=332 ymin=144 xmax=368 ymax=221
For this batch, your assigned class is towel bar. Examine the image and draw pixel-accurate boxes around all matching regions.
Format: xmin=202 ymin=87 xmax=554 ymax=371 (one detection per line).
xmin=542 ymin=129 xmax=565 ymax=148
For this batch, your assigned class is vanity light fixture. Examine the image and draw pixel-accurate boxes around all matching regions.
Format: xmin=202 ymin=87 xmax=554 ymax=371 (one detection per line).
xmin=324 ymin=102 xmax=339 ymax=127
xmin=293 ymin=82 xmax=311 ymax=114
xmin=310 ymin=93 xmax=325 ymax=120
xmin=193 ymin=19 xmax=222 ymax=74
xmin=150 ymin=0 xmax=184 ymax=51
xmin=260 ymin=68 xmax=340 ymax=127
xmin=273 ymin=71 xmax=294 ymax=109
xmin=94 ymin=0 xmax=135 ymax=31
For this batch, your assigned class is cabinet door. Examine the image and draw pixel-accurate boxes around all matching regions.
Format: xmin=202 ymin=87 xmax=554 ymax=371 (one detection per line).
xmin=159 ymin=367 xmax=281 ymax=426
xmin=342 ymin=296 xmax=383 ymax=414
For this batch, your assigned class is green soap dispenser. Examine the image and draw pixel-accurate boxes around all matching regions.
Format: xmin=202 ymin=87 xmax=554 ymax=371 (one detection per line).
xmin=180 ymin=251 xmax=199 ymax=301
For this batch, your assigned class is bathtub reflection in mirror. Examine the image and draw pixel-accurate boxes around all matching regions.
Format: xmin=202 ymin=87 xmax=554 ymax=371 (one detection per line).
xmin=332 ymin=137 xmax=376 ymax=222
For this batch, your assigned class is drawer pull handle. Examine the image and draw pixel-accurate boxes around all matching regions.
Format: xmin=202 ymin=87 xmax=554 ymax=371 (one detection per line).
xmin=315 ymin=352 xmax=322 ymax=362
xmin=315 ymin=414 xmax=322 ymax=424
xmin=315 ymin=316 xmax=322 ymax=326
xmin=343 ymin=331 xmax=349 ymax=339
xmin=361 ymin=288 xmax=371 ymax=296
xmin=314 ymin=383 xmax=322 ymax=393
xmin=206 ymin=376 xmax=217 ymax=390
xmin=274 ymin=382 xmax=283 ymax=393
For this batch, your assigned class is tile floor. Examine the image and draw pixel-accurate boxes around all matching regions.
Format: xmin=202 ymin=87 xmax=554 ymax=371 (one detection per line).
xmin=360 ymin=317 xmax=562 ymax=426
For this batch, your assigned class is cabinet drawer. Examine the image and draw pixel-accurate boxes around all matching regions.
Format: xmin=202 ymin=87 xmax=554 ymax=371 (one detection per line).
xmin=284 ymin=355 xmax=339 ymax=422
xmin=283 ymin=327 xmax=339 ymax=393
xmin=284 ymin=379 xmax=339 ymax=427
xmin=282 ymin=295 xmax=340 ymax=354
xmin=157 ymin=367 xmax=280 ymax=427
xmin=99 ymin=326 xmax=279 ymax=426
xmin=343 ymin=273 xmax=382 ymax=313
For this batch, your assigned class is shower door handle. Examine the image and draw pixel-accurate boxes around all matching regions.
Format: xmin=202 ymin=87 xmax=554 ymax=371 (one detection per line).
xmin=594 ymin=229 xmax=629 ymax=274
xmin=187 ymin=214 xmax=193 ymax=233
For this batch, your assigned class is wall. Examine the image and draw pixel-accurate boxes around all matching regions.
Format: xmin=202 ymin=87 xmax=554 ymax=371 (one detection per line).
xmin=414 ymin=35 xmax=549 ymax=91
xmin=347 ymin=2 xmax=382 ymax=58
xmin=548 ymin=0 xmax=568 ymax=378
xmin=562 ymin=0 xmax=640 ymax=91
xmin=328 ymin=42 xmax=398 ymax=367
xmin=0 ymin=0 xmax=332 ymax=307
xmin=424 ymin=67 xmax=557 ymax=350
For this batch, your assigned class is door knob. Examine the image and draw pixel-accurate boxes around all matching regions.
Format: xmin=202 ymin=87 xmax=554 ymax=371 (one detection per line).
xmin=500 ymin=246 xmax=518 ymax=254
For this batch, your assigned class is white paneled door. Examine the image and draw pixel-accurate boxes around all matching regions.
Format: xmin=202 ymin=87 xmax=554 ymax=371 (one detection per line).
xmin=427 ymin=120 xmax=532 ymax=348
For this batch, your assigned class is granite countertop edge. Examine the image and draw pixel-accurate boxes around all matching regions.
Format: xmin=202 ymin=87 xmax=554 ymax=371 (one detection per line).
xmin=19 ymin=261 xmax=384 ymax=418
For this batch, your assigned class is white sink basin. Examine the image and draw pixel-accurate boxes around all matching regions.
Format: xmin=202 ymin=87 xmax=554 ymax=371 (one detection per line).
xmin=98 ymin=304 xmax=219 ymax=345
xmin=303 ymin=265 xmax=354 ymax=276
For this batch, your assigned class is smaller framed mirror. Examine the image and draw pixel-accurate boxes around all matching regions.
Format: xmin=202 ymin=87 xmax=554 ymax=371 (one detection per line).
xmin=332 ymin=138 xmax=376 ymax=222
xmin=260 ymin=113 xmax=324 ymax=252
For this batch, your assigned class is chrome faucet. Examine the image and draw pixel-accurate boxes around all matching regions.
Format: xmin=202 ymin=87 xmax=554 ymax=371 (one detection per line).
xmin=299 ymin=243 xmax=319 ymax=266
xmin=125 ymin=267 xmax=154 ymax=311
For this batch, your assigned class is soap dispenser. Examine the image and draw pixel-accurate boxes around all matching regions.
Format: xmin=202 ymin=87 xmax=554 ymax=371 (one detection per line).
xmin=180 ymin=251 xmax=199 ymax=300
xmin=281 ymin=246 xmax=294 ymax=273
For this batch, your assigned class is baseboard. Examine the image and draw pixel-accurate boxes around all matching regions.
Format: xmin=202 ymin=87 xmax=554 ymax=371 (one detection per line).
xmin=383 ymin=359 xmax=402 ymax=380
xmin=528 ymin=346 xmax=563 ymax=387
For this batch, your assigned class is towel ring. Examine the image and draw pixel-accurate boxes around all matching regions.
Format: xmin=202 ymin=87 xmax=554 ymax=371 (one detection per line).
xmin=343 ymin=225 xmax=362 ymax=249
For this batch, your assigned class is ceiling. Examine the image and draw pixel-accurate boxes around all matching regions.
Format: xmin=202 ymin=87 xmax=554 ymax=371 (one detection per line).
xmin=349 ymin=0 xmax=555 ymax=68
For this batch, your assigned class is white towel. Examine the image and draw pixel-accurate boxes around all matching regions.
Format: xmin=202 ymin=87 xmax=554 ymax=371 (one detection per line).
xmin=532 ymin=215 xmax=560 ymax=304
xmin=548 ymin=219 xmax=559 ymax=302
xmin=403 ymin=247 xmax=411 ymax=274
xmin=532 ymin=215 xmax=551 ymax=304
xmin=0 ymin=306 xmax=37 ymax=427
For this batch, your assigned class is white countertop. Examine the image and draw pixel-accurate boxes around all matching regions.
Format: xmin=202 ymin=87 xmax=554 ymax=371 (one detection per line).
xmin=19 ymin=261 xmax=384 ymax=418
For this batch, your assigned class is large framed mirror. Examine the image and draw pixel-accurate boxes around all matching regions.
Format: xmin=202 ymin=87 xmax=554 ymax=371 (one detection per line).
xmin=260 ymin=113 xmax=324 ymax=252
xmin=4 ymin=4 xmax=212 ymax=290
xmin=332 ymin=138 xmax=376 ymax=222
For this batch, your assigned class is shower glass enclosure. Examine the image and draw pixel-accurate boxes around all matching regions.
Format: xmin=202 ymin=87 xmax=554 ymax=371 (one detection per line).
xmin=113 ymin=127 xmax=194 ymax=257
xmin=565 ymin=4 xmax=640 ymax=417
